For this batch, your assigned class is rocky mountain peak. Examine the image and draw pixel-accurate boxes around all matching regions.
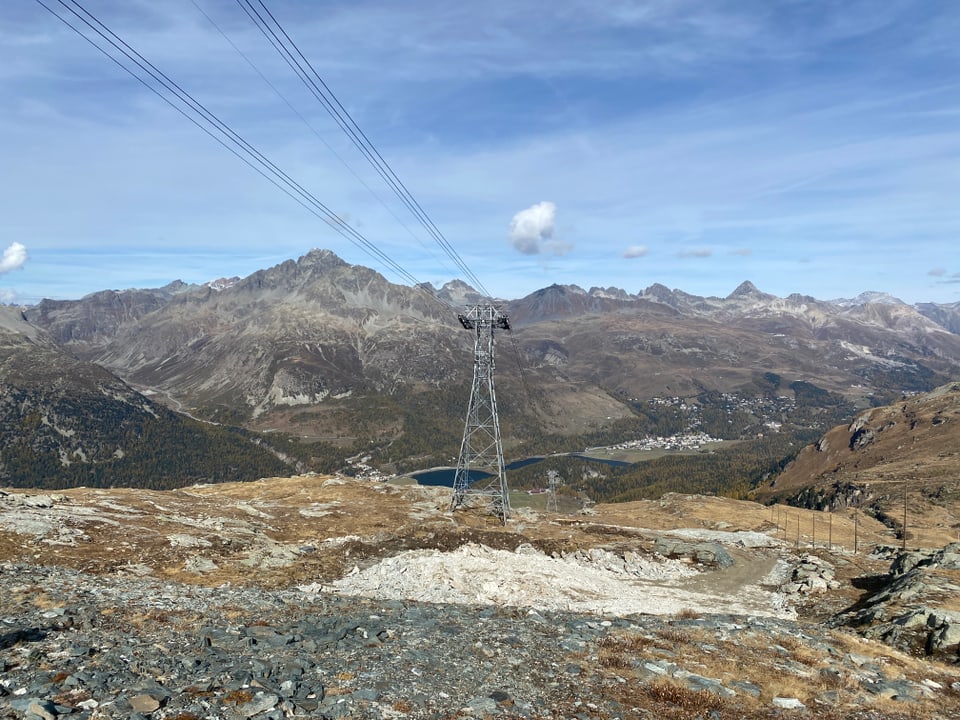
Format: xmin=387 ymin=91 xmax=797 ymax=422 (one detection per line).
xmin=588 ymin=286 xmax=632 ymax=301
xmin=830 ymin=291 xmax=907 ymax=307
xmin=436 ymin=279 xmax=485 ymax=306
xmin=298 ymin=247 xmax=347 ymax=270
xmin=641 ymin=283 xmax=676 ymax=302
xmin=231 ymin=248 xmax=355 ymax=295
xmin=727 ymin=280 xmax=763 ymax=299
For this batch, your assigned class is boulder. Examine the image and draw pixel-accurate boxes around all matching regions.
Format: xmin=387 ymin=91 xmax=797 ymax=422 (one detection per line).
xmin=653 ymin=538 xmax=733 ymax=568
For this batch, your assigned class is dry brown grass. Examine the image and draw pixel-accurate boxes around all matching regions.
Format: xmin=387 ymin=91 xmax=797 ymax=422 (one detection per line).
xmin=597 ymin=633 xmax=654 ymax=653
xmin=598 ymin=651 xmax=631 ymax=669
xmin=590 ymin=623 xmax=960 ymax=720
xmin=123 ymin=609 xmax=202 ymax=633
xmin=30 ymin=591 xmax=61 ymax=610
xmin=656 ymin=626 xmax=692 ymax=645
xmin=617 ymin=678 xmax=728 ymax=718
xmin=220 ymin=689 xmax=254 ymax=705
xmin=777 ymin=635 xmax=825 ymax=667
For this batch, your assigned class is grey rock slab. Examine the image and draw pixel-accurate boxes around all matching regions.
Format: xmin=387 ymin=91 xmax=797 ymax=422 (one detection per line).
xmin=729 ymin=679 xmax=761 ymax=697
xmin=9 ymin=698 xmax=58 ymax=720
xmin=463 ymin=696 xmax=499 ymax=715
xmin=128 ymin=693 xmax=162 ymax=714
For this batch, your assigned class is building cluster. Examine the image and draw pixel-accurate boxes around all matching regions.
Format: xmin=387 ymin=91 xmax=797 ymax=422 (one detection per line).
xmin=647 ymin=393 xmax=796 ymax=430
xmin=595 ymin=431 xmax=721 ymax=453
xmin=343 ymin=453 xmax=394 ymax=482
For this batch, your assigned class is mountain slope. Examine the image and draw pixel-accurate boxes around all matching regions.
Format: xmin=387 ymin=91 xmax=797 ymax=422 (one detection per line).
xmin=917 ymin=300 xmax=960 ymax=335
xmin=757 ymin=382 xmax=960 ymax=546
xmin=0 ymin=306 xmax=291 ymax=488
xmin=30 ymin=250 xmax=469 ymax=423
xmin=16 ymin=254 xmax=960 ymax=487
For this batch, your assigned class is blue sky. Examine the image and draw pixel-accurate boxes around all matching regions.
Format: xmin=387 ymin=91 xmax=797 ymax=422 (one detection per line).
xmin=2 ymin=0 xmax=960 ymax=305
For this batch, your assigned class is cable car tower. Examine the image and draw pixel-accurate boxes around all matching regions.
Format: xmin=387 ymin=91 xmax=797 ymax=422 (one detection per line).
xmin=450 ymin=304 xmax=511 ymax=523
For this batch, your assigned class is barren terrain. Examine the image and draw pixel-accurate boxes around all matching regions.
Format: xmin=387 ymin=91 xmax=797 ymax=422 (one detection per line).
xmin=0 ymin=476 xmax=893 ymax=615
xmin=4 ymin=476 xmax=960 ymax=719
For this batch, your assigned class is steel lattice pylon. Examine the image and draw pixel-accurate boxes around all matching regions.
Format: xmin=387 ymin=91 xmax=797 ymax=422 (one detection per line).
xmin=545 ymin=470 xmax=560 ymax=513
xmin=450 ymin=304 xmax=511 ymax=523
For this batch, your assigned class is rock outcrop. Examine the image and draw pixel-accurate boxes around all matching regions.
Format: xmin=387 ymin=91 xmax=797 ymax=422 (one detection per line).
xmin=830 ymin=543 xmax=960 ymax=660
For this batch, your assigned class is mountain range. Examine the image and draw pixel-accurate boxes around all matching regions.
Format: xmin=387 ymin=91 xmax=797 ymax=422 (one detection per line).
xmin=4 ymin=248 xmax=960 ymax=489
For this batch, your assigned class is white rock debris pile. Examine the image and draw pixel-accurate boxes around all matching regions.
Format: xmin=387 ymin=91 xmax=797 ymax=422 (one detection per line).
xmin=307 ymin=541 xmax=794 ymax=618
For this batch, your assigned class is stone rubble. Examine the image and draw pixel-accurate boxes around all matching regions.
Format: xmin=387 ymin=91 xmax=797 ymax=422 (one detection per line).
xmin=779 ymin=552 xmax=841 ymax=595
xmin=3 ymin=562 xmax=958 ymax=720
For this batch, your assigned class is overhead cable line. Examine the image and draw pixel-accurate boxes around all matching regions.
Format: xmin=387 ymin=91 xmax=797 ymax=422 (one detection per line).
xmin=35 ymin=0 xmax=454 ymax=314
xmin=236 ymin=0 xmax=494 ymax=299
xmin=188 ymin=0 xmax=459 ymax=284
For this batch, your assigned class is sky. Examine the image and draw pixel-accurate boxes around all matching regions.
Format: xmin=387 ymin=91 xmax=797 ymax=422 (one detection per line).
xmin=2 ymin=1 xmax=960 ymax=306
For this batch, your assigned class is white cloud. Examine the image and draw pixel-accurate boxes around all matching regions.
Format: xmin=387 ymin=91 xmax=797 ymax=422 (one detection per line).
xmin=731 ymin=247 xmax=752 ymax=256
xmin=623 ymin=245 xmax=649 ymax=258
xmin=509 ymin=201 xmax=566 ymax=255
xmin=928 ymin=267 xmax=946 ymax=277
xmin=0 ymin=288 xmax=16 ymax=304
xmin=0 ymin=242 xmax=27 ymax=274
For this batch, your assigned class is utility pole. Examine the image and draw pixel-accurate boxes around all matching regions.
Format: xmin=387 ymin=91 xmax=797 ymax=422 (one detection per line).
xmin=902 ymin=482 xmax=908 ymax=551
xmin=545 ymin=470 xmax=560 ymax=513
xmin=450 ymin=304 xmax=512 ymax=523
xmin=854 ymin=510 xmax=859 ymax=554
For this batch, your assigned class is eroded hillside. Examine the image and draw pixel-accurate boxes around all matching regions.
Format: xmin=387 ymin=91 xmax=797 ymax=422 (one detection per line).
xmin=759 ymin=382 xmax=960 ymax=547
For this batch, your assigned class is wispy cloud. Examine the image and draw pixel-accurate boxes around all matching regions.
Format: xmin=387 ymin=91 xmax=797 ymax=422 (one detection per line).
xmin=731 ymin=248 xmax=752 ymax=256
xmin=678 ymin=248 xmax=712 ymax=259
xmin=623 ymin=245 xmax=649 ymax=259
xmin=934 ymin=271 xmax=960 ymax=285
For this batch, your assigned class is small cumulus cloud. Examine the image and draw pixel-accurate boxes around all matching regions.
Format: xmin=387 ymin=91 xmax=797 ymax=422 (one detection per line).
xmin=0 ymin=242 xmax=28 ymax=274
xmin=0 ymin=289 xmax=16 ymax=304
xmin=509 ymin=201 xmax=571 ymax=256
xmin=678 ymin=248 xmax=712 ymax=258
xmin=623 ymin=245 xmax=649 ymax=259
xmin=731 ymin=248 xmax=752 ymax=256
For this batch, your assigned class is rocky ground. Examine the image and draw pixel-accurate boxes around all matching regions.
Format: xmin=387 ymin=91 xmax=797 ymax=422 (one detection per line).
xmin=2 ymin=477 xmax=960 ymax=719
xmin=4 ymin=560 xmax=960 ymax=720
